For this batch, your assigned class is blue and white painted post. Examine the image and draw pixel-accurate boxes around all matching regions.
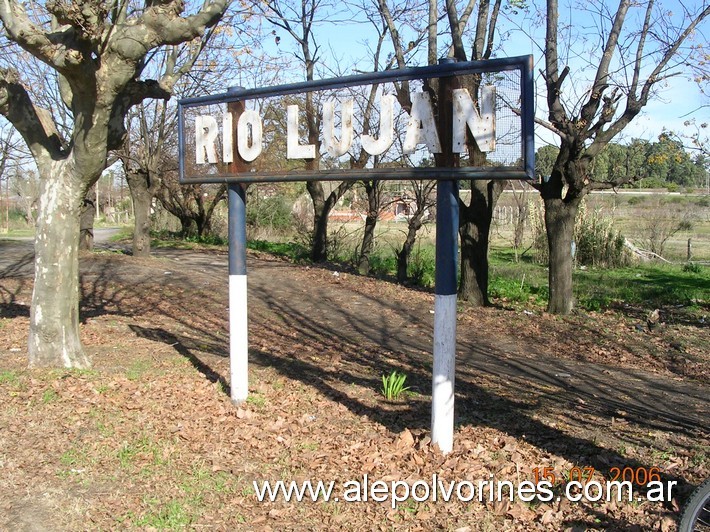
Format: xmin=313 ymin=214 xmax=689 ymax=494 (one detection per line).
xmin=228 ymin=183 xmax=249 ymax=404
xmin=227 ymin=91 xmax=249 ymax=404
xmin=432 ymin=64 xmax=459 ymax=454
xmin=432 ymin=179 xmax=459 ymax=454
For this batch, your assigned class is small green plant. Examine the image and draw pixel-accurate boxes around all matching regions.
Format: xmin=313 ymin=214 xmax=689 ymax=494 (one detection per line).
xmin=246 ymin=394 xmax=265 ymax=408
xmin=0 ymin=370 xmax=18 ymax=384
xmin=42 ymin=389 xmax=59 ymax=404
xmin=381 ymin=370 xmax=410 ymax=401
xmin=682 ymin=262 xmax=703 ymax=274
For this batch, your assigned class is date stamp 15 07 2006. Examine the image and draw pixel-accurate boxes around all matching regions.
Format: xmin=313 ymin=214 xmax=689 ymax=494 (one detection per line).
xmin=531 ymin=466 xmax=676 ymax=503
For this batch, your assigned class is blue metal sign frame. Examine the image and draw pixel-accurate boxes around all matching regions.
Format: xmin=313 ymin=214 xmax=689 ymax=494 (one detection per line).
xmin=178 ymin=55 xmax=535 ymax=184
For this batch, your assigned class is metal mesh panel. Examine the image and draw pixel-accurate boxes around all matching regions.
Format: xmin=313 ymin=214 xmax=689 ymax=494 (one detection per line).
xmin=179 ymin=56 xmax=533 ymax=183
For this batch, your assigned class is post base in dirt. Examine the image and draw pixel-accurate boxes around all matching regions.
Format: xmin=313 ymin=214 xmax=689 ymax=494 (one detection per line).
xmin=228 ymin=183 xmax=248 ymax=404
xmin=431 ymin=179 xmax=459 ymax=454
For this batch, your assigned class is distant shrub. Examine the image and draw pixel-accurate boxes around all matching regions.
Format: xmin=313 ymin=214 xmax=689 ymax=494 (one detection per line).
xmin=682 ymin=262 xmax=703 ymax=274
xmin=246 ymin=195 xmax=293 ymax=233
xmin=574 ymin=202 xmax=629 ymax=268
xmin=409 ymin=245 xmax=435 ymax=287
xmin=531 ymin=200 xmax=629 ymax=268
xmin=626 ymin=196 xmax=645 ymax=206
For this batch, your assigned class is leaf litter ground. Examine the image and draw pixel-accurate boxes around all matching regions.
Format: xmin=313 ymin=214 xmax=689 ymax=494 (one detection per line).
xmin=0 ymin=242 xmax=708 ymax=530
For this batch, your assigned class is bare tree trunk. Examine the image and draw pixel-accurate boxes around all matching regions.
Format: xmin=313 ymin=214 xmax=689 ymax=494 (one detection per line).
xmin=396 ymin=213 xmax=425 ymax=283
xmin=127 ymin=170 xmax=154 ymax=258
xmin=357 ymin=181 xmax=380 ymax=275
xmin=29 ymin=168 xmax=90 ymax=368
xmin=544 ymin=197 xmax=578 ymax=314
xmin=307 ymin=181 xmax=328 ymax=262
xmin=458 ymin=180 xmax=505 ymax=306
xmin=79 ymin=196 xmax=95 ymax=251
xmin=179 ymin=217 xmax=195 ymax=238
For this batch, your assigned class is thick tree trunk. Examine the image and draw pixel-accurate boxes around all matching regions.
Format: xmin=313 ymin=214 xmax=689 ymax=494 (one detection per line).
xmin=196 ymin=215 xmax=211 ymax=237
xmin=357 ymin=181 xmax=380 ymax=275
xmin=307 ymin=181 xmax=328 ymax=262
xmin=358 ymin=212 xmax=377 ymax=275
xmin=544 ymin=197 xmax=578 ymax=314
xmin=132 ymin=190 xmax=152 ymax=256
xmin=131 ymin=190 xmax=153 ymax=257
xmin=311 ymin=208 xmax=328 ymax=262
xmin=458 ymin=218 xmax=488 ymax=306
xmin=126 ymin=171 xmax=153 ymax=258
xmin=397 ymin=216 xmax=423 ymax=283
xmin=458 ymin=180 xmax=505 ymax=306
xmin=79 ymin=197 xmax=95 ymax=251
xmin=29 ymin=169 xmax=90 ymax=368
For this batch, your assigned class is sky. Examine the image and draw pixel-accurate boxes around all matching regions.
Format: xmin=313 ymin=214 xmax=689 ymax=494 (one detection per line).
xmin=256 ymin=0 xmax=709 ymax=150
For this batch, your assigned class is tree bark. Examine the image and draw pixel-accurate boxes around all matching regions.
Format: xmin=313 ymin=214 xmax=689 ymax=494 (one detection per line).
xmin=29 ymin=166 xmax=90 ymax=368
xmin=544 ymin=197 xmax=578 ymax=314
xmin=358 ymin=212 xmax=377 ymax=275
xmin=357 ymin=181 xmax=380 ymax=275
xmin=79 ymin=196 xmax=95 ymax=251
xmin=126 ymin=170 xmax=154 ymax=258
xmin=396 ymin=213 xmax=424 ymax=283
xmin=311 ymin=209 xmax=328 ymax=262
xmin=458 ymin=180 xmax=505 ymax=306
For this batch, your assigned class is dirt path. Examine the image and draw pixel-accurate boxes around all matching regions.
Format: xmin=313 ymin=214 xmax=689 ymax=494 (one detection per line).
xmin=2 ymin=238 xmax=708 ymax=529
xmin=150 ymin=246 xmax=709 ymax=427
xmin=2 ymin=238 xmax=707 ymax=437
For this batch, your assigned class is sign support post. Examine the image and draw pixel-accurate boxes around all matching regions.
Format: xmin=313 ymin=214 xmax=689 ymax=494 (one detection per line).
xmin=228 ymin=182 xmax=248 ymax=404
xmin=227 ymin=92 xmax=249 ymax=404
xmin=431 ymin=65 xmax=459 ymax=454
xmin=432 ymin=178 xmax=459 ymax=454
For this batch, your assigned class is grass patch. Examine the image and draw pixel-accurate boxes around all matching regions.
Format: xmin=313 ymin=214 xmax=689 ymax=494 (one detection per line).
xmin=116 ymin=434 xmax=167 ymax=469
xmin=150 ymin=230 xmax=228 ymax=251
xmin=248 ymin=239 xmax=310 ymax=261
xmin=0 ymin=370 xmax=19 ymax=385
xmin=247 ymin=236 xmax=708 ymax=313
xmin=122 ymin=465 xmax=235 ymax=528
xmin=131 ymin=498 xmax=193 ymax=528
xmin=246 ymin=393 xmax=266 ymax=408
xmin=42 ymin=388 xmax=59 ymax=404
xmin=125 ymin=359 xmax=152 ymax=381
xmin=574 ymin=263 xmax=709 ymax=311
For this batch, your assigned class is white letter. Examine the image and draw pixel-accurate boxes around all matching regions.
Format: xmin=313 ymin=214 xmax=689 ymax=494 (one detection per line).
xmin=646 ymin=481 xmax=676 ymax=502
xmin=583 ymin=480 xmax=603 ymax=502
xmin=497 ymin=480 xmax=515 ymax=502
xmin=411 ymin=480 xmax=430 ymax=502
xmin=287 ymin=105 xmax=316 ymax=159
xmin=391 ymin=481 xmax=410 ymax=509
xmin=452 ymin=86 xmax=496 ymax=153
xmin=322 ymin=99 xmax=354 ymax=157
xmin=456 ymin=481 xmax=475 ymax=502
xmin=342 ymin=480 xmax=362 ymax=502
xmin=536 ymin=481 xmax=554 ymax=502
xmin=606 ymin=481 xmax=633 ymax=502
xmin=436 ymin=477 xmax=456 ymax=502
xmin=566 ymin=481 xmax=583 ymax=502
xmin=362 ymin=94 xmax=396 ymax=155
xmin=370 ymin=480 xmax=388 ymax=502
xmin=403 ymin=92 xmax=441 ymax=154
xmin=195 ymin=115 xmax=219 ymax=164
xmin=517 ymin=481 xmax=537 ymax=502
xmin=237 ymin=110 xmax=263 ymax=162
xmin=223 ymin=113 xmax=233 ymax=163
